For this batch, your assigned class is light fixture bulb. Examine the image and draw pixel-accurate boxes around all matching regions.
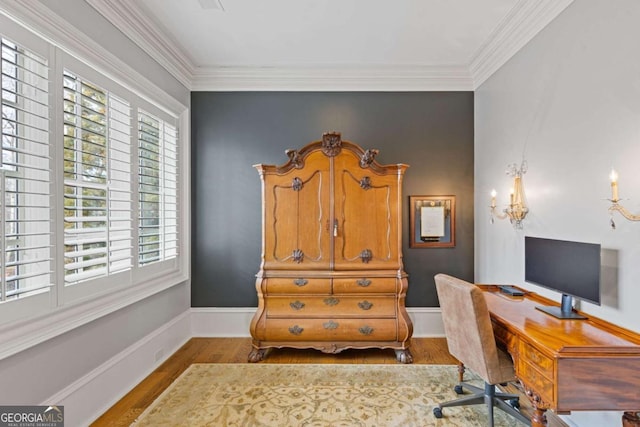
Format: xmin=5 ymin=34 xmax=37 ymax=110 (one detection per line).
xmin=609 ymin=169 xmax=618 ymax=183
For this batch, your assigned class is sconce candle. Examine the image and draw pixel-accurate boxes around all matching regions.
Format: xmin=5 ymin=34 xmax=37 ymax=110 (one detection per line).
xmin=490 ymin=189 xmax=497 ymax=208
xmin=610 ymin=169 xmax=619 ymax=202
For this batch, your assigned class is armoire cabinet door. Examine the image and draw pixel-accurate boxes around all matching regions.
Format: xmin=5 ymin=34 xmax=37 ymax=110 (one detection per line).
xmin=262 ymin=150 xmax=332 ymax=270
xmin=332 ymin=149 xmax=402 ymax=270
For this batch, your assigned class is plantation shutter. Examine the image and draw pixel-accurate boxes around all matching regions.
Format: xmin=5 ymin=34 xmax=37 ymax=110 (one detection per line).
xmin=162 ymin=122 xmax=178 ymax=259
xmin=63 ymin=71 xmax=132 ymax=284
xmin=138 ymin=110 xmax=178 ymax=266
xmin=107 ymin=95 xmax=133 ymax=273
xmin=0 ymin=37 xmax=52 ymax=301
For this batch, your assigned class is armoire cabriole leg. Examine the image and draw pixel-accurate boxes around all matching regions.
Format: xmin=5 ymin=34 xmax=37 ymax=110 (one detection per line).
xmin=623 ymin=411 xmax=640 ymax=427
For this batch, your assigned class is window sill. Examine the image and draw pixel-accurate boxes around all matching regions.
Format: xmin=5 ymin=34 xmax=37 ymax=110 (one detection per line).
xmin=0 ymin=269 xmax=188 ymax=361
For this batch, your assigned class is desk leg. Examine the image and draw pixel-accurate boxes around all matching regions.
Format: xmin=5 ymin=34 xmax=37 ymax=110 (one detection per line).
xmin=530 ymin=407 xmax=548 ymax=427
xmin=623 ymin=411 xmax=640 ymax=427
xmin=522 ymin=382 xmax=548 ymax=427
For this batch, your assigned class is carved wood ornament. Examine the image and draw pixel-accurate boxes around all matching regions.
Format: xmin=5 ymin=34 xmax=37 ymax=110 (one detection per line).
xmin=321 ymin=131 xmax=342 ymax=157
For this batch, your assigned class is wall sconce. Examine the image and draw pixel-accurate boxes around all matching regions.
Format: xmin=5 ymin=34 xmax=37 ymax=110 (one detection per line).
xmin=608 ymin=168 xmax=640 ymax=229
xmin=490 ymin=161 xmax=529 ymax=229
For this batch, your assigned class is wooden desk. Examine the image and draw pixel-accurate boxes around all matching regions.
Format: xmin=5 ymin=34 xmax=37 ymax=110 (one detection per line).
xmin=480 ymin=285 xmax=640 ymax=427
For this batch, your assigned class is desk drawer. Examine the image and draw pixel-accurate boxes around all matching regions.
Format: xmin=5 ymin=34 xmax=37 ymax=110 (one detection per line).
xmin=520 ymin=341 xmax=554 ymax=378
xmin=518 ymin=358 xmax=554 ymax=405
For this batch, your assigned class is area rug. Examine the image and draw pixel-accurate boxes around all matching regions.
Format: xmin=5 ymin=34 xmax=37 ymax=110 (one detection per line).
xmin=132 ymin=363 xmax=526 ymax=426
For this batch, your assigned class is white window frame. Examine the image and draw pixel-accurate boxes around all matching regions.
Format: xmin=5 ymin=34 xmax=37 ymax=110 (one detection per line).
xmin=0 ymin=8 xmax=190 ymax=360
xmin=60 ymin=53 xmax=183 ymax=304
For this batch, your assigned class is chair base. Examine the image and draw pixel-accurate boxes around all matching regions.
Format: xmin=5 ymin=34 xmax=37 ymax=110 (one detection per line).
xmin=433 ymin=381 xmax=529 ymax=426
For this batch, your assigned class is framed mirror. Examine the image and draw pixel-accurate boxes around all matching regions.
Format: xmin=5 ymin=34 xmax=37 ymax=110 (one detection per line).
xmin=409 ymin=195 xmax=455 ymax=248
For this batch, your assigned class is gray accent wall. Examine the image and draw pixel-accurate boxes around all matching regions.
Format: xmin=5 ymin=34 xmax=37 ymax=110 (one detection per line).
xmin=191 ymin=92 xmax=474 ymax=307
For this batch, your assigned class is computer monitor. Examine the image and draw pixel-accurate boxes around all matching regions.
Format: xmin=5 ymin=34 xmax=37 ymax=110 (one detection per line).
xmin=524 ymin=236 xmax=601 ymax=319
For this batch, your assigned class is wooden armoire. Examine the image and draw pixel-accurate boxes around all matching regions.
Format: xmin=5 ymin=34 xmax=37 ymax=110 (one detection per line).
xmin=248 ymin=132 xmax=413 ymax=363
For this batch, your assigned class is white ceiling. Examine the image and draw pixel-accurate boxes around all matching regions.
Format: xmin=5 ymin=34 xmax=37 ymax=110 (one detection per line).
xmin=86 ymin=0 xmax=574 ymax=91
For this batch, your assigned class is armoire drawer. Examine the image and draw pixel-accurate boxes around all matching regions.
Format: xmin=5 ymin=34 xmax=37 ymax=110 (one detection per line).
xmin=262 ymin=318 xmax=398 ymax=341
xmin=332 ymin=277 xmax=397 ymax=294
xmin=264 ymin=278 xmax=331 ymax=294
xmin=266 ymin=295 xmax=396 ymax=317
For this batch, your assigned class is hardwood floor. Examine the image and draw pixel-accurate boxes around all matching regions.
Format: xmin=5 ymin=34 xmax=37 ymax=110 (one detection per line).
xmin=91 ymin=338 xmax=567 ymax=427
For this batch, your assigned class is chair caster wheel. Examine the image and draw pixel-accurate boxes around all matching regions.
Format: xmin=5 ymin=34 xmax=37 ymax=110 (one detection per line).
xmin=507 ymin=398 xmax=520 ymax=409
xmin=454 ymin=385 xmax=464 ymax=394
xmin=433 ymin=407 xmax=443 ymax=418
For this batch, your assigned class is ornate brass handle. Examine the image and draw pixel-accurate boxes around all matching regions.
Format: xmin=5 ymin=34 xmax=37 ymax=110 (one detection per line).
xmin=359 ymin=325 xmax=374 ymax=335
xmin=293 ymin=278 xmax=308 ymax=287
xmin=324 ymin=297 xmax=340 ymax=306
xmin=292 ymin=177 xmax=303 ymax=191
xmin=292 ymin=249 xmax=304 ymax=263
xmin=357 ymin=278 xmax=371 ymax=287
xmin=290 ymin=300 xmax=305 ymax=310
xmin=358 ymin=301 xmax=373 ymax=310
xmin=289 ymin=325 xmax=303 ymax=335
xmin=360 ymin=249 xmax=372 ymax=263
xmin=323 ymin=320 xmax=339 ymax=330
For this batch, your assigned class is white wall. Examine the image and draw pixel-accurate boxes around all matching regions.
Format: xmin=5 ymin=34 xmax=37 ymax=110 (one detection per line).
xmin=475 ymin=0 xmax=640 ymax=425
xmin=0 ymin=284 xmax=189 ymax=414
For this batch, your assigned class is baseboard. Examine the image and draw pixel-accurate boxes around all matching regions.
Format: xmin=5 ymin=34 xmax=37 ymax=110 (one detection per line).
xmin=44 ymin=310 xmax=191 ymax=427
xmin=190 ymin=306 xmax=445 ymax=338
xmin=190 ymin=307 xmax=256 ymax=337
xmin=407 ymin=307 xmax=445 ymax=337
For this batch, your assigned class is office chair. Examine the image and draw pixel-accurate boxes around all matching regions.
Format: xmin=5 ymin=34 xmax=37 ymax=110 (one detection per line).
xmin=433 ymin=273 xmax=529 ymax=426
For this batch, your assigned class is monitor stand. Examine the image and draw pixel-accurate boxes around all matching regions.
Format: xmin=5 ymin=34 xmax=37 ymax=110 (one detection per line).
xmin=535 ymin=294 xmax=587 ymax=320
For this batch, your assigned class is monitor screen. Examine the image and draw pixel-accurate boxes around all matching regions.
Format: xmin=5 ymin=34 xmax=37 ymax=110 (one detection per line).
xmin=525 ymin=236 xmax=601 ymax=306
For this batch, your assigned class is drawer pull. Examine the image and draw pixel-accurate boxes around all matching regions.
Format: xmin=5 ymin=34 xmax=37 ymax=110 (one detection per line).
xmin=288 ymin=325 xmax=303 ymax=335
xmin=358 ymin=301 xmax=373 ymax=310
xmin=324 ymin=297 xmax=340 ymax=306
xmin=323 ymin=320 xmax=339 ymax=330
xmin=293 ymin=278 xmax=308 ymax=287
xmin=359 ymin=325 xmax=374 ymax=335
xmin=357 ymin=278 xmax=371 ymax=287
xmin=290 ymin=300 xmax=305 ymax=310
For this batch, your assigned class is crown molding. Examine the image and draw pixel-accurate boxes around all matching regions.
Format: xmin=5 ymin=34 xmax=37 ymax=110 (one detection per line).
xmin=469 ymin=0 xmax=575 ymax=88
xmin=0 ymin=0 xmax=187 ymax=112
xmin=85 ymin=0 xmax=194 ymax=89
xmin=76 ymin=0 xmax=571 ymax=91
xmin=191 ymin=65 xmax=474 ymax=92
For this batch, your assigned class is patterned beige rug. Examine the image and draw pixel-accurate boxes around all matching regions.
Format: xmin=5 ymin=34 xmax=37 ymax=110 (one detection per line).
xmin=132 ymin=363 xmax=526 ymax=426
